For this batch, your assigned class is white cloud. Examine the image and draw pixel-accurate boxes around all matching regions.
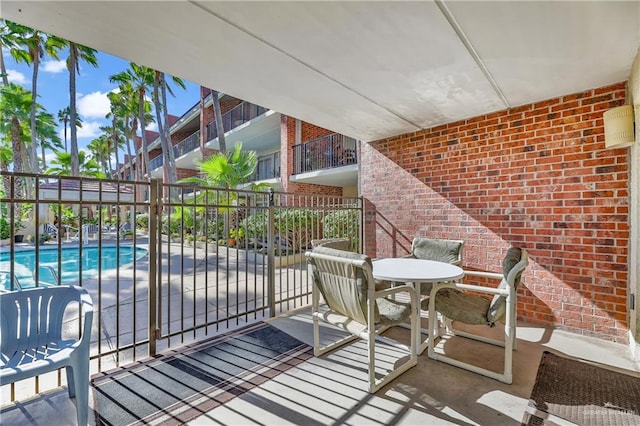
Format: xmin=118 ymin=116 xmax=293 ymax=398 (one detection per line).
xmin=42 ymin=59 xmax=67 ymax=73
xmin=76 ymin=121 xmax=103 ymax=139
xmin=146 ymin=122 xmax=158 ymax=132
xmin=7 ymin=69 xmax=27 ymax=85
xmin=77 ymin=91 xmax=111 ymax=119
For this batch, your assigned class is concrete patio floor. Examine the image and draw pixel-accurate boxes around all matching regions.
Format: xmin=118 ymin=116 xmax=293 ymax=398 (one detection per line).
xmin=1 ymin=306 xmax=638 ymax=426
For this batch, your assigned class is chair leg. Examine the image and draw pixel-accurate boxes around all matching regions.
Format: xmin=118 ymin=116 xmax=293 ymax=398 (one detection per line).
xmin=69 ymin=354 xmax=90 ymax=425
xmin=66 ymin=365 xmax=75 ymax=398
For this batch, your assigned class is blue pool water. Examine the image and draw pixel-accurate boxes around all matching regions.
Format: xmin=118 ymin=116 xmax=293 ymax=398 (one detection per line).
xmin=0 ymin=246 xmax=148 ymax=290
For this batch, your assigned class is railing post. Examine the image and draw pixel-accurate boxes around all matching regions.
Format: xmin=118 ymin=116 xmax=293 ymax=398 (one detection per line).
xmin=148 ymin=179 xmax=160 ymax=356
xmin=267 ymin=188 xmax=276 ymax=317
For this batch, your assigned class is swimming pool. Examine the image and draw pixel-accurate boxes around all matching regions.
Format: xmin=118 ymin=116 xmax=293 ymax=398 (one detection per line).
xmin=0 ymin=246 xmax=148 ymax=290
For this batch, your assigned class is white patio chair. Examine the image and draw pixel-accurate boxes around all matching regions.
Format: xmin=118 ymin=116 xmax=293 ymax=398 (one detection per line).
xmin=427 ymin=247 xmax=529 ymax=384
xmin=307 ymin=246 xmax=418 ymax=393
xmin=70 ymin=223 xmax=99 ymax=245
xmin=310 ymin=237 xmax=353 ymax=251
xmin=402 ymin=237 xmax=464 ymax=295
xmin=0 ymin=286 xmax=93 ymax=425
xmin=43 ymin=223 xmax=59 ymax=241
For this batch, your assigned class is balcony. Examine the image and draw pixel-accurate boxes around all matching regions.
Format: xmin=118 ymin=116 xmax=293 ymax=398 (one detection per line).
xmin=149 ymin=153 xmax=163 ymax=171
xmin=0 ymin=172 xmax=637 ymax=425
xmin=205 ymin=101 xmax=269 ymax=142
xmin=292 ymin=133 xmax=357 ymax=175
xmin=251 ymin=151 xmax=281 ymax=181
xmin=174 ymin=130 xmax=200 ymax=158
xmin=149 ymin=130 xmax=201 ymax=171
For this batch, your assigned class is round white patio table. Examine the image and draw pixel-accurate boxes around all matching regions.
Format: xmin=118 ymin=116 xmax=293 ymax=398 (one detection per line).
xmin=372 ymin=258 xmax=464 ymax=353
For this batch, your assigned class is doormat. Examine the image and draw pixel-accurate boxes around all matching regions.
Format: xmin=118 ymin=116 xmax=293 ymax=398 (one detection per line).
xmin=92 ymin=322 xmax=312 ymax=425
xmin=522 ymin=350 xmax=640 ymax=425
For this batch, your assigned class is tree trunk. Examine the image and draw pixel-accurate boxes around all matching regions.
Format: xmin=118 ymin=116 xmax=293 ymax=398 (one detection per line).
xmin=199 ymin=89 xmax=206 ymax=158
xmin=211 ymin=89 xmax=226 ymax=153
xmin=40 ymin=142 xmax=47 ymax=171
xmin=0 ymin=42 xmax=8 ymax=86
xmin=69 ymin=45 xmax=80 ymax=176
xmin=29 ymin=56 xmax=39 ymax=176
xmin=128 ymin=118 xmax=138 ymax=181
xmin=138 ymin=89 xmax=150 ymax=180
xmin=154 ymin=72 xmax=177 ymax=200
xmin=10 ymin=116 xmax=24 ymax=218
xmin=111 ymin=117 xmax=119 ymax=179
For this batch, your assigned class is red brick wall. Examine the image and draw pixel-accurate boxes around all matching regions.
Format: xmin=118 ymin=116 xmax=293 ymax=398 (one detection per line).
xmin=362 ymin=82 xmax=630 ymax=342
xmin=176 ymin=168 xmax=198 ymax=180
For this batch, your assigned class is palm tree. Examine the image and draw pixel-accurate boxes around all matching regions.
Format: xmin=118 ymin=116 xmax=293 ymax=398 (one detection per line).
xmin=107 ymin=83 xmax=152 ymax=181
xmin=0 ymin=83 xmax=32 ymax=200
xmin=107 ymin=90 xmax=132 ymax=179
xmin=57 ymin=107 xmax=70 ymax=151
xmin=210 ymin=88 xmax=227 ymax=153
xmin=110 ymin=63 xmax=155 ymax=180
xmin=180 ymin=142 xmax=259 ymax=189
xmin=66 ymin=41 xmax=98 ymax=176
xmin=152 ymin=70 xmax=186 ymax=192
xmin=87 ymin=134 xmax=113 ymax=177
xmin=0 ymin=20 xmax=19 ymax=86
xmin=45 ymin=150 xmax=104 ymax=178
xmin=34 ymin=110 xmax=62 ymax=171
xmin=0 ymin=142 xmax=13 ymax=198
xmin=98 ymin=123 xmax=125 ymax=178
xmin=7 ymin=21 xmax=65 ymax=176
xmin=179 ymin=143 xmax=265 ymax=241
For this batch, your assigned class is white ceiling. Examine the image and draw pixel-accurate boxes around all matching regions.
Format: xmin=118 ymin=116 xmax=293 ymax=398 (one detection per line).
xmin=3 ymin=1 xmax=639 ymax=143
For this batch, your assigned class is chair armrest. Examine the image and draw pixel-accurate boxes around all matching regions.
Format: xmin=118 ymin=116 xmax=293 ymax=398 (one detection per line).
xmin=375 ymin=284 xmax=418 ymax=306
xmin=430 ymin=281 xmax=509 ymax=297
xmin=463 ymin=270 xmax=503 ymax=280
xmin=77 ymin=287 xmax=94 ymax=346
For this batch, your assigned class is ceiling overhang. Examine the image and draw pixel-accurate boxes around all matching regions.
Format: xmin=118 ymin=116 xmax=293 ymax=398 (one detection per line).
xmin=2 ymin=1 xmax=638 ymax=142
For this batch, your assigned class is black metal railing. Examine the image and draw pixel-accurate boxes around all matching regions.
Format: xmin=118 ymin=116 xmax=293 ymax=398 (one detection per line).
xmin=148 ymin=154 xmax=163 ymax=171
xmin=0 ymin=171 xmax=363 ymax=402
xmin=174 ymin=130 xmax=200 ymax=159
xmin=292 ymin=133 xmax=357 ymax=175
xmin=251 ymin=152 xmax=281 ymax=181
xmin=148 ymin=130 xmax=201 ymax=171
xmin=205 ymin=101 xmax=268 ymax=142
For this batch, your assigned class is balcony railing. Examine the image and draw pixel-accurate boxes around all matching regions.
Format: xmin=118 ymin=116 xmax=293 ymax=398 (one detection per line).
xmin=205 ymin=101 xmax=268 ymax=142
xmin=292 ymin=133 xmax=357 ymax=175
xmin=251 ymin=152 xmax=281 ymax=181
xmin=174 ymin=130 xmax=200 ymax=158
xmin=148 ymin=130 xmax=201 ymax=171
xmin=148 ymin=154 xmax=163 ymax=171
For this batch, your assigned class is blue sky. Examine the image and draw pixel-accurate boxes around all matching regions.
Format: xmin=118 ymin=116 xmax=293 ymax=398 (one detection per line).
xmin=4 ymin=48 xmax=200 ymax=159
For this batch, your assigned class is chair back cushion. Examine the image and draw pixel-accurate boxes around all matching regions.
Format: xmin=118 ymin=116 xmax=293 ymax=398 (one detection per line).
xmin=311 ymin=238 xmax=352 ymax=251
xmin=308 ymin=246 xmax=378 ymax=324
xmin=411 ymin=238 xmax=463 ymax=264
xmin=486 ymin=247 xmax=528 ymax=324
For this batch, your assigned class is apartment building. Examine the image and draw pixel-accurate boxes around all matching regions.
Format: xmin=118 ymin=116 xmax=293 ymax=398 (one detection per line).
xmin=119 ymin=86 xmax=359 ymax=198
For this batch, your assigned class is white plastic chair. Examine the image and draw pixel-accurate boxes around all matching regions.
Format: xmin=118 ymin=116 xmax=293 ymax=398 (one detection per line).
xmin=0 ymin=286 xmax=94 ymax=425
xmin=307 ymin=246 xmax=418 ymax=393
xmin=43 ymin=223 xmax=59 ymax=241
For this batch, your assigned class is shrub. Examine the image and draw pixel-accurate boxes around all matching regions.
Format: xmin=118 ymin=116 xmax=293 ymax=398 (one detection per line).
xmin=136 ymin=212 xmax=149 ymax=229
xmin=0 ymin=214 xmax=10 ymax=240
xmin=322 ymin=209 xmax=361 ymax=251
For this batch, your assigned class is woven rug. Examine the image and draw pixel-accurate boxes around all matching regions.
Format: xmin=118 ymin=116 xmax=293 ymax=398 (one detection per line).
xmin=523 ymin=351 xmax=640 ymax=425
xmin=92 ymin=322 xmax=312 ymax=426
